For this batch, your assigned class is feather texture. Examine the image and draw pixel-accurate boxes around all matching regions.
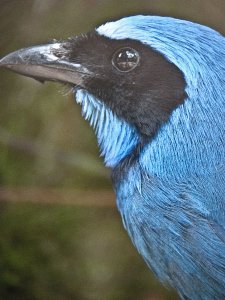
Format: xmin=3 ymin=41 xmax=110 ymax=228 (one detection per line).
xmin=76 ymin=89 xmax=140 ymax=167
xmin=77 ymin=16 xmax=225 ymax=299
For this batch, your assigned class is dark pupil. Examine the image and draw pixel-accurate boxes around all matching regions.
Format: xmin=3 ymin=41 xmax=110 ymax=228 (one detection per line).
xmin=114 ymin=48 xmax=139 ymax=72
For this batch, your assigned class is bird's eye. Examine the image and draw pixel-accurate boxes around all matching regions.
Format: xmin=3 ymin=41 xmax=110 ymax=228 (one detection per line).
xmin=112 ymin=47 xmax=140 ymax=72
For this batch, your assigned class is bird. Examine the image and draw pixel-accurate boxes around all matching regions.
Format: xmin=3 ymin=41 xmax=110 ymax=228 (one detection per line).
xmin=0 ymin=15 xmax=225 ymax=300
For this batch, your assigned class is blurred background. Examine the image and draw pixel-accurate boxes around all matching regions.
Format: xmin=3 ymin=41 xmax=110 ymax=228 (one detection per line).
xmin=0 ymin=1 xmax=224 ymax=299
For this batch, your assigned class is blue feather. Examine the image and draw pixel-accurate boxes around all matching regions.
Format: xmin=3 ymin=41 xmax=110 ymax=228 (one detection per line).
xmin=76 ymin=89 xmax=140 ymax=167
xmin=76 ymin=16 xmax=225 ymax=300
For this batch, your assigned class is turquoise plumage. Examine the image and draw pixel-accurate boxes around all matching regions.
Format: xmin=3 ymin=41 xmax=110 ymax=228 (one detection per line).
xmin=1 ymin=15 xmax=224 ymax=300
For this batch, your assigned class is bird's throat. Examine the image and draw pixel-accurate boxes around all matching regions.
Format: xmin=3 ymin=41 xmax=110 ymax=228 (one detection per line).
xmin=75 ymin=89 xmax=140 ymax=168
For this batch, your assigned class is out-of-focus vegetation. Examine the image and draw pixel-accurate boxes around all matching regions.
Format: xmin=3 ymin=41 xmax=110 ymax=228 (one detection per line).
xmin=0 ymin=0 xmax=224 ymax=299
xmin=0 ymin=203 xmax=178 ymax=300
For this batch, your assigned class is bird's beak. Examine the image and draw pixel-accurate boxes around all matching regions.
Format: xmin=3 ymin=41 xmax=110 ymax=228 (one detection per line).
xmin=0 ymin=42 xmax=92 ymax=85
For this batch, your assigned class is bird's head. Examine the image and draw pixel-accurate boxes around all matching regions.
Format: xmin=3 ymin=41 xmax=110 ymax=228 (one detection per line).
xmin=1 ymin=16 xmax=223 ymax=171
